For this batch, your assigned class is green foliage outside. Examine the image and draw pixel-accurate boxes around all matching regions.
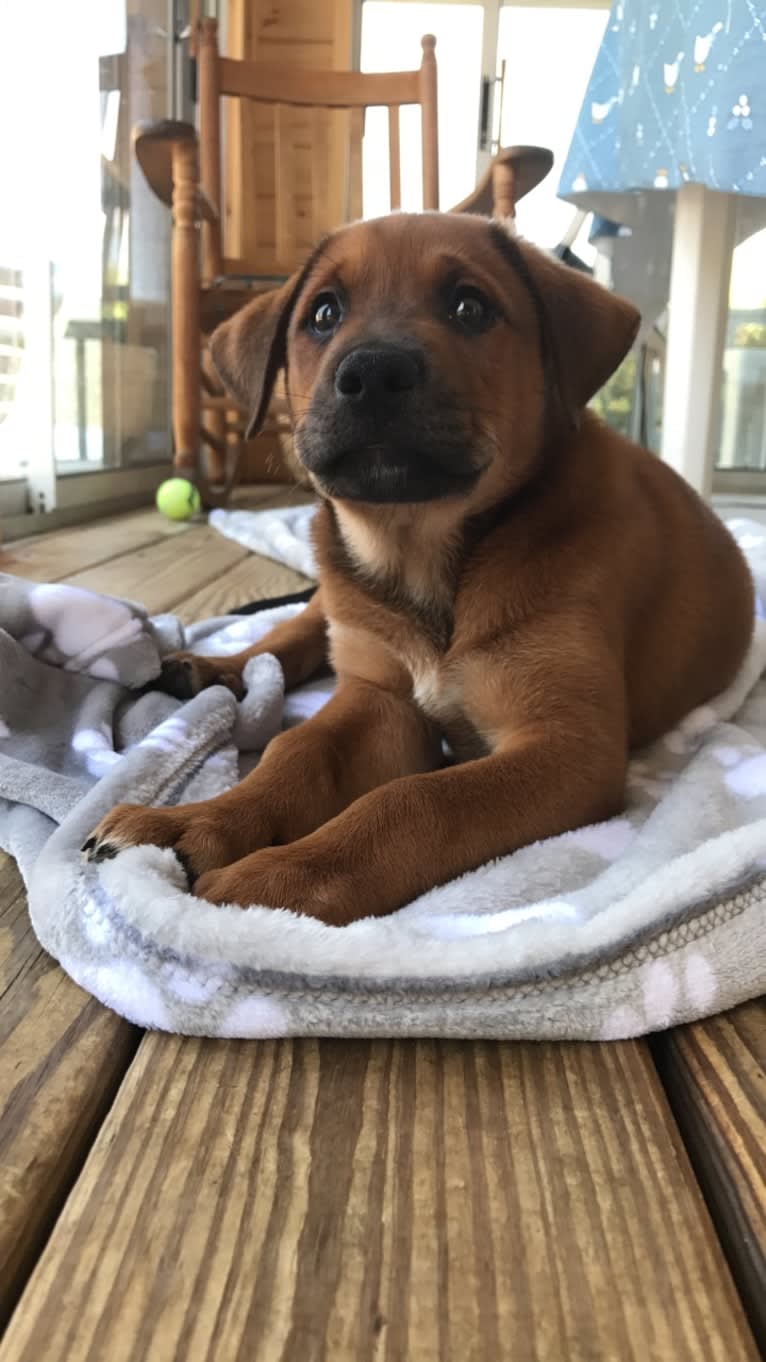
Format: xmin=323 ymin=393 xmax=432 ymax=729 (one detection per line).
xmin=589 ymin=353 xmax=637 ymax=438
xmin=734 ymin=322 xmax=766 ymax=348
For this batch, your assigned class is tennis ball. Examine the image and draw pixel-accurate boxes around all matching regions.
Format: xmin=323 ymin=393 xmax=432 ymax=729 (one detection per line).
xmin=155 ymin=477 xmax=201 ymax=521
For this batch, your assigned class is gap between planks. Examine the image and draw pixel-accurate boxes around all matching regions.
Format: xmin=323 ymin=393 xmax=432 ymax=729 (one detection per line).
xmin=653 ymin=1001 xmax=766 ymax=1353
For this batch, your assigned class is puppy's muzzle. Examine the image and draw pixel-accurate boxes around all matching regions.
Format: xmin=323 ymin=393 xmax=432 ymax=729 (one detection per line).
xmin=298 ymin=341 xmax=482 ymax=504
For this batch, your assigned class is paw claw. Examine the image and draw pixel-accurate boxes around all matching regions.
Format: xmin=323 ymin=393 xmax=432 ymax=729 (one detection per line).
xmin=93 ymin=842 xmax=119 ymax=863
xmin=82 ymin=838 xmax=119 ymax=864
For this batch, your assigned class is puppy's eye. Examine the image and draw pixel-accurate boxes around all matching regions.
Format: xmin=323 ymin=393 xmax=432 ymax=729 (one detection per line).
xmin=448 ymin=285 xmax=494 ymax=333
xmin=308 ymin=292 xmax=342 ymax=337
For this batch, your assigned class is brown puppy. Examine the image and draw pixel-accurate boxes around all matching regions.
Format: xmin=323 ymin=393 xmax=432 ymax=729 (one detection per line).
xmin=85 ymin=213 xmax=754 ymax=924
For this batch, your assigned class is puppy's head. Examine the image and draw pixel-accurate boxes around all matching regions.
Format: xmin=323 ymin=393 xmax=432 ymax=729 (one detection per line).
xmin=211 ymin=214 xmax=639 ymax=507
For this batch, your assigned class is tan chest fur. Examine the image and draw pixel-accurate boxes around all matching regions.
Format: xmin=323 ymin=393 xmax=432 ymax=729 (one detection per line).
xmin=323 ymin=504 xmax=491 ymax=759
xmin=333 ymin=502 xmax=462 ymax=611
xmin=327 ymin=617 xmax=488 ymax=762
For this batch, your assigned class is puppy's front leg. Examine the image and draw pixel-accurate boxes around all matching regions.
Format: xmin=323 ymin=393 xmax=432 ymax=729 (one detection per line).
xmin=158 ymin=589 xmax=328 ymax=699
xmin=197 ymin=728 xmax=627 ymax=920
xmin=85 ymin=679 xmax=440 ymax=880
xmin=196 ymin=632 xmax=629 ymax=921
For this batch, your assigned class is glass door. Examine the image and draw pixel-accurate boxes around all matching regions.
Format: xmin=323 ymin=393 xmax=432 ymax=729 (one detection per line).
xmin=0 ymin=0 xmax=190 ymax=523
xmin=717 ymin=222 xmax=766 ymax=488
xmin=358 ymin=0 xmax=611 ymax=240
xmin=360 ymin=1 xmax=488 ymax=217
xmin=495 ymin=1 xmax=609 ymax=250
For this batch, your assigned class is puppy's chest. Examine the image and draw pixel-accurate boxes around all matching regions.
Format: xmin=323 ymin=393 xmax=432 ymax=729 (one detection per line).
xmin=328 ymin=617 xmax=487 ymax=761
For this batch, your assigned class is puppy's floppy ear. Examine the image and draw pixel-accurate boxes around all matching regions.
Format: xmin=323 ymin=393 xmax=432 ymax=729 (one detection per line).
xmin=211 ymin=236 xmax=332 ymax=435
xmin=491 ymin=227 xmax=640 ymax=418
xmin=208 ymin=275 xmax=302 ymax=438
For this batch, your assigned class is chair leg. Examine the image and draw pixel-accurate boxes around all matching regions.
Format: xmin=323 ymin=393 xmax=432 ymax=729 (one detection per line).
xmin=171 ymin=139 xmax=201 ymax=477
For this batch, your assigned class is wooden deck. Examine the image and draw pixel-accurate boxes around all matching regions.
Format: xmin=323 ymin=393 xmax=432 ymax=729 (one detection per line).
xmin=0 ymin=496 xmax=764 ymax=1361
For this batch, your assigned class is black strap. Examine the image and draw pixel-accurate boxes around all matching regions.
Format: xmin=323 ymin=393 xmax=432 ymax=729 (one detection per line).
xmin=233 ymin=587 xmax=317 ymax=616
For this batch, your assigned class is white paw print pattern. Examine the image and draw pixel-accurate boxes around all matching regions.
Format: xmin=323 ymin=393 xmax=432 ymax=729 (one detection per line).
xmin=600 ymin=953 xmax=719 ymax=1038
xmin=728 ymin=94 xmax=753 ymax=130
xmin=711 ymin=744 xmax=745 ymax=767
xmin=724 ymin=753 xmax=766 ymax=798
xmin=565 ymin=817 xmax=636 ymax=861
xmin=219 ymin=994 xmax=291 ymax=1038
xmin=162 ymin=963 xmax=230 ymax=1004
xmin=81 ymin=895 xmax=115 ymax=947
xmin=90 ymin=961 xmax=171 ymax=1030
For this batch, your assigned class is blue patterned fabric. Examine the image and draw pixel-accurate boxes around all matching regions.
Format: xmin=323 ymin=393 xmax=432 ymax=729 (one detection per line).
xmin=559 ymin=0 xmax=766 ymax=199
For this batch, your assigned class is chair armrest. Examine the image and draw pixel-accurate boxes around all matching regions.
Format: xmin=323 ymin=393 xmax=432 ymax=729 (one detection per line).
xmin=452 ymin=145 xmax=554 ymax=219
xmin=132 ymin=120 xmax=219 ymax=222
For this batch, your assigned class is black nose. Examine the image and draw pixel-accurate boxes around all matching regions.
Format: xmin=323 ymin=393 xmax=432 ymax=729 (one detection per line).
xmin=334 ymin=344 xmax=425 ymax=404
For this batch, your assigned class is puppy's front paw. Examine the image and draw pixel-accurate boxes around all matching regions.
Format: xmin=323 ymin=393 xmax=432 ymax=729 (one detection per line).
xmin=158 ymin=651 xmax=245 ymax=701
xmin=194 ymin=847 xmax=362 ymax=925
xmin=82 ymin=804 xmax=183 ymax=863
xmin=82 ymin=802 xmax=246 ymax=882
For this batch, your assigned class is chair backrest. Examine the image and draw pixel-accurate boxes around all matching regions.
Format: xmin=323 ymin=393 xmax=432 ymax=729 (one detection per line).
xmin=195 ymin=17 xmax=439 ymax=280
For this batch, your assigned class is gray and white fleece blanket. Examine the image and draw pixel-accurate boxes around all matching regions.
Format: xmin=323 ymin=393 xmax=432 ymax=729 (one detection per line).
xmin=1 ymin=518 xmax=765 ymax=1041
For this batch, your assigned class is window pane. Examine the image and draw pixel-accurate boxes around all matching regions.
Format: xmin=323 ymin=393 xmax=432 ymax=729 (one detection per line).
xmin=718 ymin=225 xmax=766 ymax=473
xmin=361 ymin=2 xmax=485 ymax=217
xmin=497 ymin=5 xmax=608 ymax=249
xmin=0 ymin=0 xmax=171 ymax=495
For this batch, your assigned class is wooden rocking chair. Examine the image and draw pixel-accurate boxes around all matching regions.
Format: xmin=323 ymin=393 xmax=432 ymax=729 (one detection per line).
xmin=133 ymin=18 xmax=553 ymax=505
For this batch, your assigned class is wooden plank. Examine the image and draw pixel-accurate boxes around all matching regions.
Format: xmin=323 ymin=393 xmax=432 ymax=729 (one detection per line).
xmin=251 ymin=37 xmax=335 ymax=66
xmin=174 ymin=551 xmax=312 ymax=623
xmin=332 ymin=0 xmax=355 ymax=67
xmin=0 ymin=492 xmax=314 ymax=1324
xmin=250 ymin=200 xmax=316 ymax=252
xmin=654 ymin=1002 xmax=766 ymax=1351
xmin=168 ymin=487 xmax=315 ymax=620
xmin=0 ymin=509 xmax=188 ymax=583
xmin=254 ymin=0 xmax=336 ymax=45
xmin=224 ymin=2 xmax=354 ymax=275
xmin=0 ymin=853 xmax=139 ymax=1329
xmin=62 ymin=526 xmax=250 ymax=615
xmin=311 ymin=108 xmax=330 ymax=239
xmin=0 ymin=1037 xmax=758 ymax=1361
xmin=274 ymin=105 xmax=297 ymax=272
